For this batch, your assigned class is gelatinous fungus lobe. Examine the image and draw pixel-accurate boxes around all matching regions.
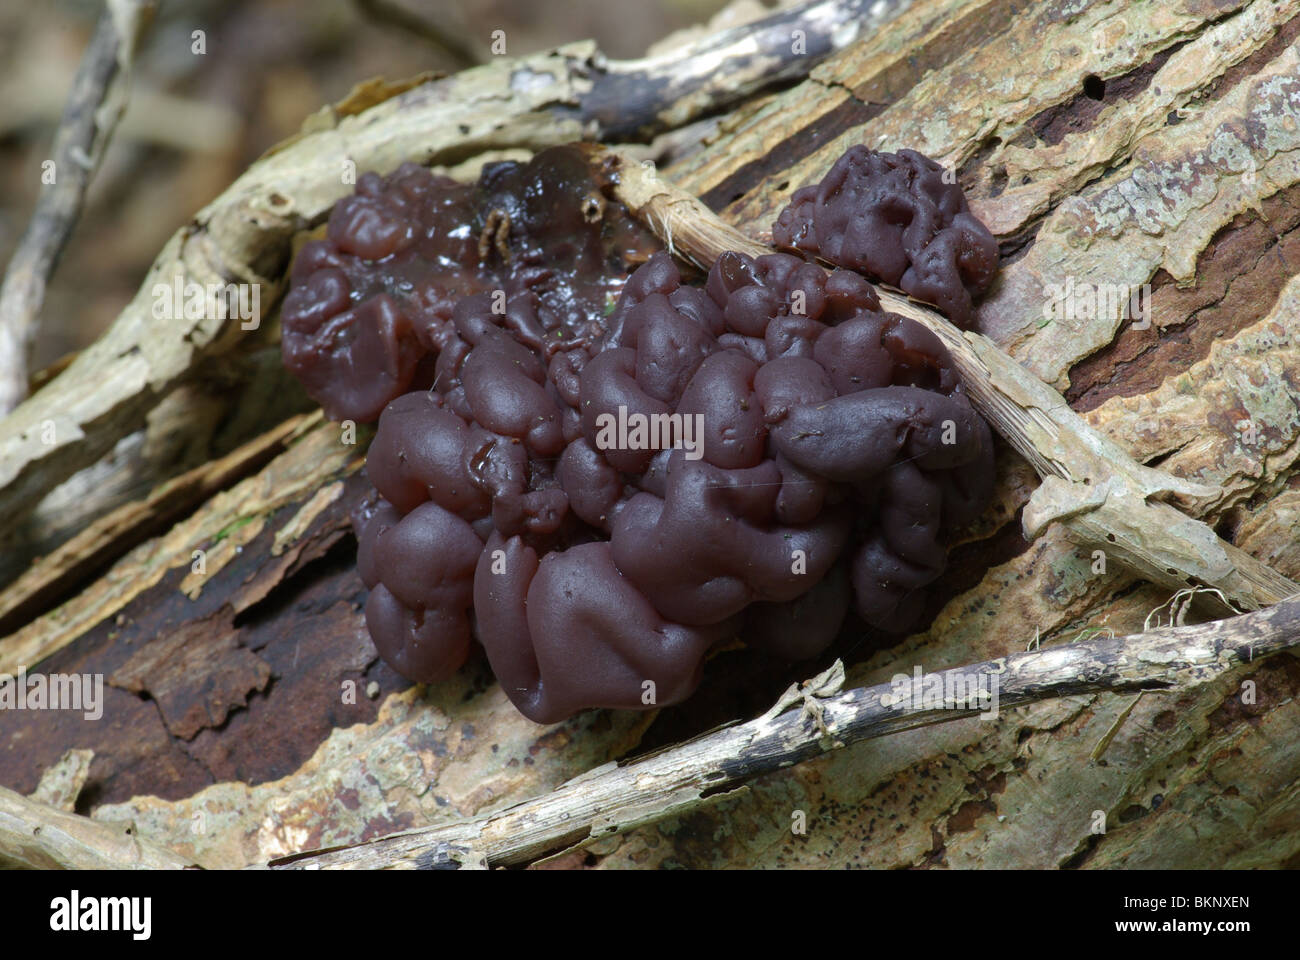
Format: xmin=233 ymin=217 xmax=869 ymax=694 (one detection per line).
xmin=281 ymin=145 xmax=659 ymax=423
xmin=288 ymin=143 xmax=999 ymax=724
xmin=772 ymin=147 xmax=999 ymax=329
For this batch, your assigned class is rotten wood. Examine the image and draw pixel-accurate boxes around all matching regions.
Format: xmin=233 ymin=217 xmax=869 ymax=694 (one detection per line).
xmin=269 ymin=596 xmax=1300 ymax=869
xmin=0 ymin=412 xmax=317 ymax=636
xmin=0 ymin=415 xmax=357 ymax=680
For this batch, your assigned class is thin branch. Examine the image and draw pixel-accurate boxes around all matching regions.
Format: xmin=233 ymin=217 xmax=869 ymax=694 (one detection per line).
xmin=0 ymin=0 xmax=156 ymax=415
xmin=576 ymin=0 xmax=914 ymax=140
xmin=352 ymin=0 xmax=483 ymax=69
xmin=0 ymin=783 xmax=195 ymax=870
xmin=597 ymin=148 xmax=1300 ymax=613
xmin=269 ymin=596 xmax=1300 ymax=869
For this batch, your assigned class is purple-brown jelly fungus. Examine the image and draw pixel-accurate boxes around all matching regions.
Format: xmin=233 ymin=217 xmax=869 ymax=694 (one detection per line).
xmin=286 ymin=144 xmax=999 ymax=724
xmin=281 ymin=145 xmax=658 ymax=424
xmin=772 ymin=147 xmax=999 ymax=329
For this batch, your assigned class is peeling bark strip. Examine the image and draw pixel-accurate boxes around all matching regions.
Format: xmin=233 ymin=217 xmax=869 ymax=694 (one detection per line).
xmin=0 ymin=1 xmax=889 ymax=549
xmin=966 ymin=0 xmax=1299 ymax=238
xmin=601 ymin=148 xmax=1300 ymax=612
xmin=1083 ymin=273 xmax=1300 ymax=521
xmin=0 ymin=415 xmax=355 ymax=678
xmin=0 ymin=412 xmax=308 ymax=635
xmin=694 ymin=0 xmax=1014 ymax=212
xmin=270 ymin=598 xmax=1300 ymax=870
xmin=985 ymin=10 xmax=1300 ymax=387
xmin=682 ymin=0 xmax=1256 ymax=232
xmin=108 ymin=617 xmax=272 ymax=741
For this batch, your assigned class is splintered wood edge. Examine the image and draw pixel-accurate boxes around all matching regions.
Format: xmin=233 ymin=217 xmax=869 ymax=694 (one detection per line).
xmin=0 ymin=412 xmax=320 ymax=634
xmin=600 ymin=147 xmax=1300 ymax=612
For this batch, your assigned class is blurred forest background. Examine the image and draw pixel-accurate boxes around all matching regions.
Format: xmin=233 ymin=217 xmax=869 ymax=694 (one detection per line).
xmin=0 ymin=0 xmax=731 ymax=373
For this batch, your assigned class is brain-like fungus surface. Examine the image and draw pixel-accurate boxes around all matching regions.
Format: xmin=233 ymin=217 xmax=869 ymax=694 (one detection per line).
xmin=284 ymin=144 xmax=1000 ymax=723
xmin=772 ymin=147 xmax=999 ymax=329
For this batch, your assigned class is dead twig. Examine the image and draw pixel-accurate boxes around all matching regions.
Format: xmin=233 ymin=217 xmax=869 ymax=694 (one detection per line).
xmin=269 ymin=596 xmax=1300 ymax=869
xmin=0 ymin=0 xmax=156 ymax=415
xmin=352 ymin=0 xmax=484 ymax=69
xmin=0 ymin=782 xmax=195 ymax=870
xmin=577 ymin=0 xmax=913 ymax=140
